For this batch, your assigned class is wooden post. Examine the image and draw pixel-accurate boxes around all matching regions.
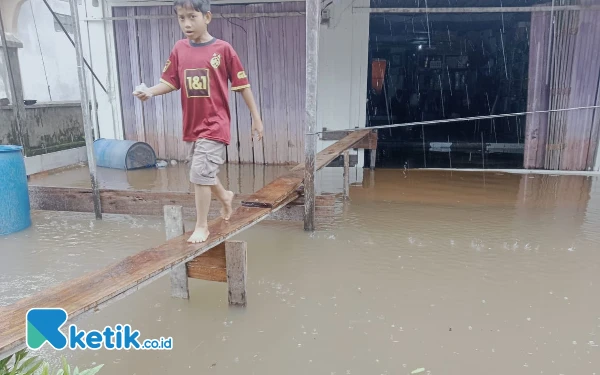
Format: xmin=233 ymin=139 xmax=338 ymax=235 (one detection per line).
xmin=370 ymin=149 xmax=376 ymax=170
xmin=0 ymin=9 xmax=25 ymax=150
xmin=225 ymin=241 xmax=247 ymax=306
xmin=304 ymin=0 xmax=320 ymax=231
xmin=68 ymin=0 xmax=102 ymax=220
xmin=343 ymin=150 xmax=350 ymax=200
xmin=164 ymin=205 xmax=189 ymax=299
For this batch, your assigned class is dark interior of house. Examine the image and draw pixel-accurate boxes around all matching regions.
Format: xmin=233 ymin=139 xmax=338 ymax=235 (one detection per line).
xmin=366 ymin=8 xmax=534 ymax=169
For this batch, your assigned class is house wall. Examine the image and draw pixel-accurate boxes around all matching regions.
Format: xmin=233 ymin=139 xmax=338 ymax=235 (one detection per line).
xmin=102 ymin=0 xmax=370 ymax=166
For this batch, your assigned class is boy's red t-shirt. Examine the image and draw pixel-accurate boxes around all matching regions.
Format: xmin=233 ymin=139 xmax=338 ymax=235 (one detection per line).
xmin=160 ymin=38 xmax=250 ymax=145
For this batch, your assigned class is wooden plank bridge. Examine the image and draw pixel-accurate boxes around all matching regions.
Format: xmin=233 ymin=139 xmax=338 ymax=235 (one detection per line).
xmin=0 ymin=130 xmax=375 ymax=359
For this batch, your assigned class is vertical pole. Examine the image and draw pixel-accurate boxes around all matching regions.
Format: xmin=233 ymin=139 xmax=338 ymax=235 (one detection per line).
xmin=164 ymin=205 xmax=189 ymax=299
xmin=304 ymin=0 xmax=320 ymax=231
xmin=68 ymin=0 xmax=102 ymax=219
xmin=225 ymin=241 xmax=247 ymax=306
xmin=0 ymin=8 xmax=25 ymax=149
xmin=343 ymin=150 xmax=350 ymax=200
xmin=370 ymin=149 xmax=376 ymax=170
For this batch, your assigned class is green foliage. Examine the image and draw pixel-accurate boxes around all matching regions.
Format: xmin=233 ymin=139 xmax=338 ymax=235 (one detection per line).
xmin=0 ymin=350 xmax=103 ymax=375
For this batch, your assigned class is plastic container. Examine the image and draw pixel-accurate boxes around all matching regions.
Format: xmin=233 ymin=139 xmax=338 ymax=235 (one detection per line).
xmin=0 ymin=145 xmax=31 ymax=235
xmin=93 ymin=138 xmax=157 ymax=170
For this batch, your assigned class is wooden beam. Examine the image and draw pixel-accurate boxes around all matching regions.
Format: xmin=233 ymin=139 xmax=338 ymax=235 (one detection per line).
xmin=225 ymin=241 xmax=247 ymax=306
xmin=293 ymin=129 xmax=372 ymax=172
xmin=320 ymin=130 xmax=378 ymax=149
xmin=304 ymin=0 xmax=320 ymax=232
xmin=186 ymin=243 xmax=227 ymax=282
xmin=355 ymin=5 xmax=600 ymax=14
xmin=165 ymin=205 xmax=189 ymax=299
xmin=0 ymin=7 xmax=25 ymax=150
xmin=68 ymin=0 xmax=102 ymax=220
xmin=343 ymin=150 xmax=350 ymax=200
xmin=240 ymin=171 xmax=304 ymax=208
xmin=27 ymin=186 xmax=336 ymax=222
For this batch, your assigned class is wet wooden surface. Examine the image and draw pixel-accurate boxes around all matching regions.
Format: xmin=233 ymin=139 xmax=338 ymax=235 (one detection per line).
xmin=186 ymin=243 xmax=227 ymax=282
xmin=0 ymin=192 xmax=298 ymax=358
xmin=2 ymin=131 xmax=367 ymax=357
xmin=292 ymin=129 xmax=372 ymax=172
xmin=27 ymin=185 xmax=336 ymax=221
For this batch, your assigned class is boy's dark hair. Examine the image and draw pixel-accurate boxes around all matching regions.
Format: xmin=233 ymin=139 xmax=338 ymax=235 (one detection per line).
xmin=174 ymin=0 xmax=210 ymax=14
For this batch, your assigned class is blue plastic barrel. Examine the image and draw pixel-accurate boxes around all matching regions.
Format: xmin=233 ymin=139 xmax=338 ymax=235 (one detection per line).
xmin=93 ymin=138 xmax=157 ymax=170
xmin=0 ymin=145 xmax=31 ymax=235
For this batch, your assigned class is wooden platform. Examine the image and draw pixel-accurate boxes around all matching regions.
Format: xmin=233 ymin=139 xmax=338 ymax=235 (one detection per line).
xmin=0 ymin=130 xmax=372 ymax=358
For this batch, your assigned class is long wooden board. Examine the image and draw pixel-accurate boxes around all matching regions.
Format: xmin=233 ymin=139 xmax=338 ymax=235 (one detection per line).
xmin=291 ymin=129 xmax=372 ymax=172
xmin=27 ymin=185 xmax=336 ymax=220
xmin=0 ymin=192 xmax=298 ymax=358
xmin=242 ymin=130 xmax=372 ymax=207
xmin=0 ymin=131 xmax=368 ymax=358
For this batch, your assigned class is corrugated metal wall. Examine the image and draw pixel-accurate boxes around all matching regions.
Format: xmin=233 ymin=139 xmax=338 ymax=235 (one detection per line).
xmin=113 ymin=2 xmax=306 ymax=165
xmin=524 ymin=1 xmax=600 ymax=171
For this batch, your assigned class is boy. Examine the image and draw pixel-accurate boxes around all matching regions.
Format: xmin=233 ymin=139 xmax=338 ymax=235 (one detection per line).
xmin=133 ymin=0 xmax=264 ymax=244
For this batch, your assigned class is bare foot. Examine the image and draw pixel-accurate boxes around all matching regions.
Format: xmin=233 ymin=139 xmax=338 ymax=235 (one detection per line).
xmin=187 ymin=226 xmax=209 ymax=243
xmin=220 ymin=191 xmax=234 ymax=220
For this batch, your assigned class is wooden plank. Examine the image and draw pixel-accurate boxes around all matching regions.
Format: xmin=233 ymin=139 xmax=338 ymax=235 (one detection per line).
xmin=113 ymin=8 xmax=136 ymax=143
xmin=293 ymin=129 xmax=372 ymax=172
xmin=523 ymin=8 xmax=552 ymax=169
xmin=29 ymin=185 xmax=335 ymax=220
xmin=561 ymin=2 xmax=600 ymax=170
xmin=240 ymin=171 xmax=304 ymax=208
xmin=126 ymin=7 xmax=145 ymax=143
xmin=230 ymin=9 xmax=253 ymax=163
xmin=246 ymin=16 xmax=265 ymax=164
xmin=225 ymin=241 xmax=247 ymax=306
xmin=186 ymin=243 xmax=227 ymax=282
xmin=150 ymin=6 xmax=166 ymax=159
xmin=165 ymin=205 xmax=189 ymax=299
xmin=0 ymin=191 xmax=300 ymax=358
xmin=257 ymin=14 xmax=277 ymax=164
xmin=137 ymin=7 xmax=158 ymax=154
xmin=320 ymin=130 xmax=378 ymax=149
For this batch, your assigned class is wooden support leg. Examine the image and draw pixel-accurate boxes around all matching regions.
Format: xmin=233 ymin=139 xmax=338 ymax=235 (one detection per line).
xmin=343 ymin=150 xmax=350 ymax=200
xmin=164 ymin=205 xmax=189 ymax=299
xmin=226 ymin=241 xmax=247 ymax=306
xmin=370 ymin=149 xmax=377 ymax=170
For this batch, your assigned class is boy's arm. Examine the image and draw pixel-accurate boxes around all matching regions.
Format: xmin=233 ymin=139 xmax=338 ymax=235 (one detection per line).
xmin=238 ymin=87 xmax=263 ymax=141
xmin=133 ymin=82 xmax=175 ymax=102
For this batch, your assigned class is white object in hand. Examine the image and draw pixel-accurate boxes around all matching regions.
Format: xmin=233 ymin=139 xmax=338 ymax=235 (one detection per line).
xmin=134 ymin=83 xmax=152 ymax=98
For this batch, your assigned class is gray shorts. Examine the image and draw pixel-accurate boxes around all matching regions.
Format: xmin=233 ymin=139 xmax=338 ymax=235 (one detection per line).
xmin=186 ymin=138 xmax=226 ymax=185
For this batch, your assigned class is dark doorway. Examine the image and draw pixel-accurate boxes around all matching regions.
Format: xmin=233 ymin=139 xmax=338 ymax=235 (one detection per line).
xmin=366 ymin=10 xmax=532 ymax=169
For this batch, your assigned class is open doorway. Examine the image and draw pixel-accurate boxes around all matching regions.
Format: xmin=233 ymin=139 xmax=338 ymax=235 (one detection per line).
xmin=366 ymin=11 xmax=531 ymax=169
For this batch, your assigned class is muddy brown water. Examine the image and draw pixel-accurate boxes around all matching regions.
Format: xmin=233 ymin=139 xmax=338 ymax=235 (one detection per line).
xmin=2 ymin=164 xmax=600 ymax=374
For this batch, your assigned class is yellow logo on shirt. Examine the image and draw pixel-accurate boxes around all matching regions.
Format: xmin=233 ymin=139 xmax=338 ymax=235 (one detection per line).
xmin=210 ymin=53 xmax=221 ymax=69
xmin=163 ymin=59 xmax=171 ymax=73
xmin=237 ymin=71 xmax=247 ymax=79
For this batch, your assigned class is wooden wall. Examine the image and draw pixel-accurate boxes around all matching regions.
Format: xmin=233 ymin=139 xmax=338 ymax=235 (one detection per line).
xmin=524 ymin=1 xmax=600 ymax=171
xmin=113 ymin=3 xmax=306 ymax=165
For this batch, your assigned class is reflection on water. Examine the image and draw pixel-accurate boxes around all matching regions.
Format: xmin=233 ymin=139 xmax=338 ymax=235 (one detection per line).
xmin=3 ymin=166 xmax=600 ymax=374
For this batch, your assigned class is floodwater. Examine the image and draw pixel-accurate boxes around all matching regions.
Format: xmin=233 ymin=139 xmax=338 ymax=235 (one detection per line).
xmin=2 ymin=164 xmax=600 ymax=374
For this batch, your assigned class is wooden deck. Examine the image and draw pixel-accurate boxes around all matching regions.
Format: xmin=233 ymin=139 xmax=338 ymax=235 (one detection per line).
xmin=0 ymin=130 xmax=373 ymax=359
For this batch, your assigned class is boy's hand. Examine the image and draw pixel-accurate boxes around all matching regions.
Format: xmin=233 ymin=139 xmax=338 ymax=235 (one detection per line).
xmin=133 ymin=83 xmax=153 ymax=102
xmin=252 ymin=119 xmax=264 ymax=141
